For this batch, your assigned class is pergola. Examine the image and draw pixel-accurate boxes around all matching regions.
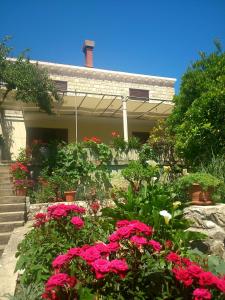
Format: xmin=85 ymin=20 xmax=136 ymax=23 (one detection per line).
xmin=56 ymin=90 xmax=174 ymax=142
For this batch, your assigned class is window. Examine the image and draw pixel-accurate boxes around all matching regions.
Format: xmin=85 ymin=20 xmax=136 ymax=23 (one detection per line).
xmin=129 ymin=88 xmax=149 ymax=100
xmin=53 ymin=80 xmax=67 ymax=93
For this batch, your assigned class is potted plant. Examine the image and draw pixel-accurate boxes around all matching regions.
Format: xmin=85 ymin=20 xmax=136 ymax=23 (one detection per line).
xmin=63 ymin=180 xmax=78 ymax=202
xmin=177 ymin=172 xmax=221 ymax=205
xmin=13 ymin=179 xmax=34 ymax=196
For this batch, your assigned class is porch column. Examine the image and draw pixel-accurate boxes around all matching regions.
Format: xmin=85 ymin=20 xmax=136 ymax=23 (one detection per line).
xmin=122 ymin=97 xmax=128 ymax=142
xmin=4 ymin=110 xmax=26 ymax=160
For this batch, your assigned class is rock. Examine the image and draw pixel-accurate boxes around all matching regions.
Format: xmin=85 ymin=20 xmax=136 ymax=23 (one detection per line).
xmin=184 ymin=204 xmax=225 ymax=259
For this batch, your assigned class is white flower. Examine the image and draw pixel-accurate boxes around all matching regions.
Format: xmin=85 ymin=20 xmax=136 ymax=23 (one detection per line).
xmin=159 ymin=210 xmax=172 ymax=225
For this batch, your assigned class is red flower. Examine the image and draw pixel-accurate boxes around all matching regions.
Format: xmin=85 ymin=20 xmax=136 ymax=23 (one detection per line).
xmin=165 ymin=240 xmax=173 ymax=249
xmin=193 ymin=288 xmax=211 ymax=300
xmin=111 ymin=131 xmax=119 ymax=137
xmin=71 ymin=216 xmax=84 ymax=229
xmin=172 ymin=267 xmax=193 ymax=287
xmin=166 ymin=252 xmax=181 ymax=264
xmin=83 ymin=136 xmax=90 ymax=142
xmin=33 ymin=213 xmax=48 ymax=227
xmin=91 ymin=136 xmax=101 ymax=143
xmin=198 ymin=272 xmax=216 ymax=287
xmin=216 ymin=278 xmax=225 ymax=292
xmin=90 ymin=201 xmax=100 ymax=214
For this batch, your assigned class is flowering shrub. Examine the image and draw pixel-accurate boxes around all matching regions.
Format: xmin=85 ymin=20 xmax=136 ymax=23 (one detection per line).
xmin=83 ymin=136 xmax=101 ymax=143
xmin=16 ymin=203 xmax=113 ymax=286
xmin=10 ymin=161 xmax=29 ymax=179
xmin=42 ymin=220 xmax=225 ymax=299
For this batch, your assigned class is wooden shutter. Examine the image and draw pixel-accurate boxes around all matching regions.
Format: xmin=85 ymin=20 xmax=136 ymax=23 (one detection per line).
xmin=53 ymin=80 xmax=67 ymax=92
xmin=129 ymin=88 xmax=149 ymax=100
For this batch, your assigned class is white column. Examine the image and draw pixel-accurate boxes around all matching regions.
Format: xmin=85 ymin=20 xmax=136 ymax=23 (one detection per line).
xmin=4 ymin=110 xmax=26 ymax=160
xmin=122 ymin=97 xmax=128 ymax=142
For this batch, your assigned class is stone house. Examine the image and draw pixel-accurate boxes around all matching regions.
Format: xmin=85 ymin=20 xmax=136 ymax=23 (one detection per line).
xmin=0 ymin=40 xmax=176 ymax=159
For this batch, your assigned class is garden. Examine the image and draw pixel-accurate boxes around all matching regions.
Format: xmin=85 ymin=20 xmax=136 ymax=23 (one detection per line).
xmin=4 ymin=45 xmax=225 ymax=299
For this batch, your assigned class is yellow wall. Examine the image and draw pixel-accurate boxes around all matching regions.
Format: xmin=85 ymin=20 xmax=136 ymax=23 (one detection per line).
xmin=24 ymin=112 xmax=156 ymax=144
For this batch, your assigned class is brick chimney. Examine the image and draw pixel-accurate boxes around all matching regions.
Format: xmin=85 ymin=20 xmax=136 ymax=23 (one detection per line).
xmin=82 ymin=40 xmax=95 ymax=68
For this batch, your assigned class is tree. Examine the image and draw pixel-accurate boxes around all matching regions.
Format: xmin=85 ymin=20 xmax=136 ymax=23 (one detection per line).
xmin=168 ymin=42 xmax=225 ymax=166
xmin=0 ymin=37 xmax=60 ymax=113
xmin=0 ymin=37 xmax=61 ymax=159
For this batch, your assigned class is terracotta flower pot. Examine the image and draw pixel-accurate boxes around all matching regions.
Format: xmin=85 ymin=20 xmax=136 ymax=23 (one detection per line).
xmin=15 ymin=188 xmax=27 ymax=196
xmin=189 ymin=184 xmax=213 ymax=205
xmin=64 ymin=191 xmax=76 ymax=202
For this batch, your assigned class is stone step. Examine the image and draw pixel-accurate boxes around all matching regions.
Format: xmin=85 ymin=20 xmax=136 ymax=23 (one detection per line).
xmin=0 ymin=189 xmax=14 ymax=196
xmin=0 ymin=220 xmax=24 ymax=233
xmin=0 ymin=166 xmax=10 ymax=172
xmin=0 ymin=232 xmax=11 ymax=244
xmin=0 ymin=178 xmax=12 ymax=184
xmin=0 ymin=211 xmax=25 ymax=222
xmin=0 ymin=172 xmax=12 ymax=180
xmin=0 ymin=196 xmax=26 ymax=204
xmin=0 ymin=203 xmax=25 ymax=212
xmin=0 ymin=183 xmax=13 ymax=189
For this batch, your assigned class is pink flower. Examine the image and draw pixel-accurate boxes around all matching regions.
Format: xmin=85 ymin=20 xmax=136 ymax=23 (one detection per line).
xmin=108 ymin=232 xmax=120 ymax=242
xmin=148 ymin=240 xmax=162 ymax=252
xmin=71 ymin=216 xmax=84 ymax=229
xmin=172 ymin=267 xmax=193 ymax=287
xmin=193 ymin=288 xmax=211 ymax=300
xmin=116 ymin=220 xmax=131 ymax=228
xmin=117 ymin=226 xmax=133 ymax=239
xmin=110 ymin=259 xmax=129 ymax=278
xmin=129 ymin=220 xmax=153 ymax=236
xmin=52 ymin=254 xmax=70 ymax=269
xmin=91 ymin=259 xmax=111 ymax=279
xmin=67 ymin=247 xmax=82 ymax=259
xmin=130 ymin=235 xmax=148 ymax=247
xmin=187 ymin=265 xmax=203 ymax=278
xmin=66 ymin=204 xmax=86 ymax=214
xmin=45 ymin=273 xmax=77 ymax=291
xmin=94 ymin=243 xmax=110 ymax=255
xmin=50 ymin=208 xmax=67 ymax=219
xmin=80 ymin=246 xmax=101 ymax=262
xmin=107 ymin=242 xmax=120 ymax=252
xmin=166 ymin=252 xmax=181 ymax=264
xmin=199 ymin=272 xmax=216 ymax=287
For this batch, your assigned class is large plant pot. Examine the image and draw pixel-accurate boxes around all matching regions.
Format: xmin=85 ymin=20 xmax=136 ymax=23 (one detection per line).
xmin=15 ymin=188 xmax=27 ymax=196
xmin=190 ymin=184 xmax=213 ymax=205
xmin=64 ymin=191 xmax=76 ymax=202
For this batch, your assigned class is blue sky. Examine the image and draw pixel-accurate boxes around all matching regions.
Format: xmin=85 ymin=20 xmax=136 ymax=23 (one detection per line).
xmin=0 ymin=0 xmax=225 ymax=92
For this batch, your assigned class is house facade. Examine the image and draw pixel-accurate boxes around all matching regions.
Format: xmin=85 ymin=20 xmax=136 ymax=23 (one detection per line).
xmin=0 ymin=40 xmax=176 ymax=159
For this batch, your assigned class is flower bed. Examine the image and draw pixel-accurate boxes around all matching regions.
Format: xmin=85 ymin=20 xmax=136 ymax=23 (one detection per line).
xmin=16 ymin=203 xmax=225 ymax=299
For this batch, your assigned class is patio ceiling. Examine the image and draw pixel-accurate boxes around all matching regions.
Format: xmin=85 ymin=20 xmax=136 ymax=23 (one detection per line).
xmin=57 ymin=91 xmax=174 ymax=120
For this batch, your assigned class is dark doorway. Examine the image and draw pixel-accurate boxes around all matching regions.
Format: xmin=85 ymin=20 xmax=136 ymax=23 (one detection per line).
xmin=26 ymin=127 xmax=68 ymax=146
xmin=132 ymin=132 xmax=149 ymax=144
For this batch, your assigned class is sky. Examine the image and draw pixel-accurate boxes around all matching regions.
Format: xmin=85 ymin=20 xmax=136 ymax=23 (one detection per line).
xmin=0 ymin=0 xmax=225 ymax=92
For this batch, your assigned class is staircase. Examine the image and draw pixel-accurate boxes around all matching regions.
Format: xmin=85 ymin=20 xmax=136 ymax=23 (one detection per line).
xmin=0 ymin=164 xmax=26 ymax=256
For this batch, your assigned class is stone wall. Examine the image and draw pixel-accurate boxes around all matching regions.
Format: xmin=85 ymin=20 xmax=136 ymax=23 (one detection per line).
xmin=50 ymin=73 xmax=174 ymax=100
xmin=184 ymin=204 xmax=225 ymax=259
